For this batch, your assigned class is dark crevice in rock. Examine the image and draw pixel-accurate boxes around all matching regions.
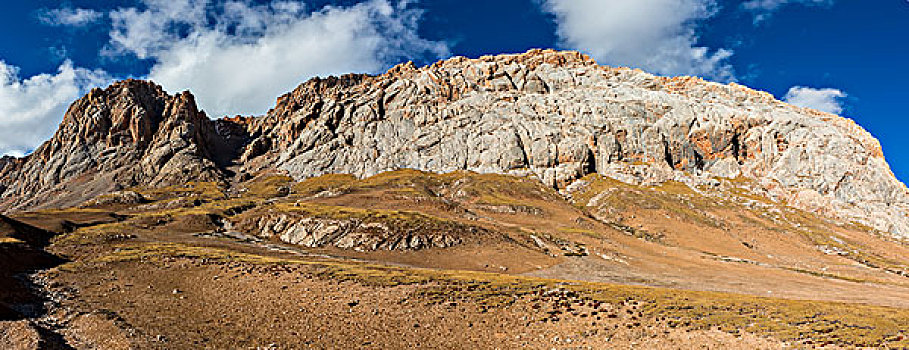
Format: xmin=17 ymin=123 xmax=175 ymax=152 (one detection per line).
xmin=693 ymin=150 xmax=705 ymax=171
xmin=209 ymin=117 xmax=253 ymax=176
xmin=614 ymin=136 xmax=625 ymax=163
xmin=376 ymin=91 xmax=386 ymax=120
xmin=513 ymin=130 xmax=531 ymax=170
xmin=662 ymin=137 xmax=674 ymax=169
xmin=730 ymin=133 xmax=743 ymax=165
xmin=585 ymin=148 xmax=598 ymax=176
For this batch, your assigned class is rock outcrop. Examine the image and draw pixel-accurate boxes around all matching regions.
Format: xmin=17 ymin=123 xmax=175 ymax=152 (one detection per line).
xmin=78 ymin=191 xmax=148 ymax=208
xmin=233 ymin=206 xmax=475 ymax=251
xmin=0 ymin=80 xmax=243 ymax=211
xmin=2 ymin=50 xmax=907 ymax=236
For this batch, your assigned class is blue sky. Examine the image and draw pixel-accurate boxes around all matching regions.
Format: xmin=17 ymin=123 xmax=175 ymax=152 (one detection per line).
xmin=1 ymin=0 xmax=907 ymax=182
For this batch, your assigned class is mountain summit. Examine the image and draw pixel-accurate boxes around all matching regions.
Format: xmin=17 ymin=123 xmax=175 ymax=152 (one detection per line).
xmin=0 ymin=80 xmax=245 ymax=210
xmin=1 ymin=49 xmax=906 ymax=236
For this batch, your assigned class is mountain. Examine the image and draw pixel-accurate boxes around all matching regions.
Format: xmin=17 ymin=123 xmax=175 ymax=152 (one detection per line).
xmin=4 ymin=50 xmax=909 ymax=348
xmin=2 ymin=49 xmax=907 ymax=236
xmin=0 ymin=80 xmax=247 ymax=210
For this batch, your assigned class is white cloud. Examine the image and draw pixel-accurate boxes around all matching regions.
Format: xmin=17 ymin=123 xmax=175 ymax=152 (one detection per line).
xmin=105 ymin=0 xmax=209 ymax=59
xmin=105 ymin=0 xmax=449 ymax=117
xmin=38 ymin=8 xmax=104 ymax=27
xmin=0 ymin=0 xmax=443 ymax=157
xmin=783 ymin=86 xmax=847 ymax=114
xmin=541 ymin=0 xmax=734 ymax=81
xmin=0 ymin=61 xmax=108 ymax=157
xmin=742 ymin=0 xmax=834 ymax=23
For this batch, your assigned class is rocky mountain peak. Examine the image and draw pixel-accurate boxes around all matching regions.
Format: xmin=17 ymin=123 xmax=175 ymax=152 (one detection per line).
xmin=1 ymin=49 xmax=907 ymax=237
xmin=56 ymin=79 xmax=168 ymax=148
xmin=0 ymin=80 xmax=237 ymax=211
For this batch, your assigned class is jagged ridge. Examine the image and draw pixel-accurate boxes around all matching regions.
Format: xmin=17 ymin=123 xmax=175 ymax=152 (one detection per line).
xmin=0 ymin=80 xmax=245 ymax=210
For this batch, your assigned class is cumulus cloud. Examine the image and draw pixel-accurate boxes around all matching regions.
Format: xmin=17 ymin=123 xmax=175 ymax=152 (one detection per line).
xmin=783 ymin=86 xmax=847 ymax=114
xmin=38 ymin=7 xmax=104 ymax=27
xmin=742 ymin=0 xmax=834 ymax=23
xmin=541 ymin=0 xmax=734 ymax=81
xmin=104 ymin=0 xmax=449 ymax=116
xmin=0 ymin=61 xmax=108 ymax=157
xmin=0 ymin=0 xmax=443 ymax=157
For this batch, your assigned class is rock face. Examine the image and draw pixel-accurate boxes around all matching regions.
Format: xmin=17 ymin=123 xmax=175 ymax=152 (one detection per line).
xmin=239 ymin=50 xmax=909 ymax=235
xmin=2 ymin=50 xmax=908 ymax=236
xmin=0 ymin=80 xmax=243 ymax=210
xmin=0 ymin=156 xmax=15 ymax=173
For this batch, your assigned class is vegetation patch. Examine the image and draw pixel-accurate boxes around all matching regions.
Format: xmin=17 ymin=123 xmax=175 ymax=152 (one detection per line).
xmin=447 ymin=172 xmax=561 ymax=207
xmin=137 ymin=198 xmax=257 ymax=219
xmin=240 ymin=174 xmax=295 ymax=198
xmin=290 ymin=170 xmax=556 ymax=210
xmin=780 ymin=209 xmax=909 ymax=277
xmin=292 ymin=174 xmax=358 ymax=196
xmin=128 ymin=182 xmax=226 ymax=202
xmin=53 ymin=222 xmax=137 ymax=246
xmin=570 ymin=175 xmax=723 ymax=229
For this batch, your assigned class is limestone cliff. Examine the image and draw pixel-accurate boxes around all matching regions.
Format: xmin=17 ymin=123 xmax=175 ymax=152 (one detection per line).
xmin=240 ymin=50 xmax=909 ymax=235
xmin=2 ymin=50 xmax=907 ymax=236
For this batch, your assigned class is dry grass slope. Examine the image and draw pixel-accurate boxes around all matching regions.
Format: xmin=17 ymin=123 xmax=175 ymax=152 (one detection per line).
xmin=8 ymin=169 xmax=909 ymax=348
